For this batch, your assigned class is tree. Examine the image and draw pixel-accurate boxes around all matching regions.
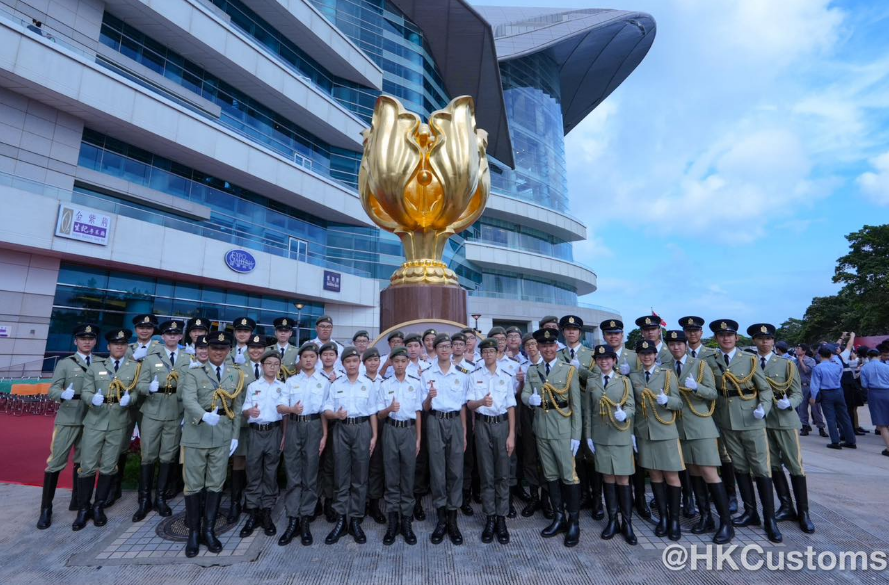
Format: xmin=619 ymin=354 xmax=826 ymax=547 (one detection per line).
xmin=776 ymin=318 xmax=805 ymax=346
xmin=833 ymin=225 xmax=889 ymax=334
xmin=626 ymin=328 xmax=642 ymax=349
xmin=799 ymin=292 xmax=855 ymax=343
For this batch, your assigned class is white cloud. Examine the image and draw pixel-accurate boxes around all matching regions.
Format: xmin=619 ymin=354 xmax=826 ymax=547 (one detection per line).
xmin=857 ymin=151 xmax=889 ymax=206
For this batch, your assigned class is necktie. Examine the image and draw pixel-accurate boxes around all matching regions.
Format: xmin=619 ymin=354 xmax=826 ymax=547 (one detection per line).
xmin=645 ymin=371 xmax=650 ymax=383
xmin=85 ymin=356 xmax=90 ymax=366
xmin=170 ymin=352 xmax=175 ymax=364
xmin=254 ymin=363 xmax=260 ymax=379
xmin=760 ymin=357 xmax=766 ymax=370
xmin=570 ymin=348 xmax=575 ymax=359
xmin=724 ymin=354 xmax=730 ymax=366
xmin=238 ymin=347 xmax=242 ymax=355
xmin=545 ymin=363 xmax=551 ymax=376
xmin=216 ymin=366 xmax=221 ymax=381
xmin=603 ymin=375 xmax=609 ymax=388
xmin=114 ymin=360 xmax=120 ymax=372
xmin=280 ymin=347 xmax=285 ymax=358
xmin=691 ymin=349 xmax=697 ymax=358
xmin=676 ymin=361 xmax=682 ymax=377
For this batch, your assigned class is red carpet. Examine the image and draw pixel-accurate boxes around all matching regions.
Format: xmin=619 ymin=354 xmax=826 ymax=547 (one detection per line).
xmin=0 ymin=415 xmax=74 ymax=489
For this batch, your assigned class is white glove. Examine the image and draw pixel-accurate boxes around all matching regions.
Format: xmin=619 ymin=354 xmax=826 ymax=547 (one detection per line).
xmin=528 ymin=392 xmax=542 ymax=406
xmin=60 ymin=384 xmax=75 ymax=401
xmin=234 ymin=353 xmax=246 ymax=365
xmin=91 ymin=392 xmax=105 ymax=406
xmin=614 ymin=404 xmax=627 ymax=422
xmin=586 ymin=438 xmax=596 ymax=454
xmin=149 ymin=375 xmax=159 ymax=393
xmin=184 ymin=346 xmax=196 ymax=355
xmin=684 ymin=375 xmax=698 ymax=390
xmin=777 ymin=397 xmax=792 ymax=410
xmin=202 ymin=412 xmax=220 ymax=426
xmin=229 ymin=439 xmax=238 ymax=457
xmin=570 ymin=439 xmax=580 ymax=457
xmin=753 ymin=404 xmax=766 ymax=419
xmin=132 ymin=346 xmax=148 ymax=361
xmin=570 ymin=358 xmax=581 ymax=369
xmin=656 ymin=388 xmax=669 ymax=405
xmin=189 ymin=360 xmax=202 ymax=369
xmin=619 ymin=362 xmax=630 ymax=375
xmin=631 ymin=434 xmax=638 ymax=453
xmin=119 ymin=393 xmax=131 ymax=407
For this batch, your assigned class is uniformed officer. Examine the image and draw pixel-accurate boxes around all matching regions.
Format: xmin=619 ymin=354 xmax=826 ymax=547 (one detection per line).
xmin=451 ymin=332 xmax=475 ymax=370
xmin=364 ymin=347 xmax=387 ymax=524
xmin=467 ymin=338 xmax=517 ymax=544
xmin=129 ymin=314 xmax=159 ymax=361
xmin=539 ymin=316 xmax=566 ymax=350
xmin=310 ymin=315 xmax=344 ymax=370
xmin=601 ymin=319 xmax=638 ymax=375
xmin=462 ymin=327 xmax=482 ymax=363
xmin=522 ymin=328 xmax=582 ymax=548
xmin=422 ymin=328 xmax=438 ymax=361
xmin=323 ymin=347 xmax=379 ymax=545
xmin=406 ymin=333 xmax=432 ymax=520
xmin=184 ymin=317 xmax=210 ymax=354
xmin=629 ymin=340 xmax=685 ymax=541
xmin=703 ymin=319 xmax=781 ymax=544
xmin=635 ymin=315 xmax=672 ymax=364
xmin=180 ymin=331 xmax=246 ymax=557
xmin=133 ymin=319 xmax=190 ymax=522
xmin=269 ymin=317 xmax=299 ymax=380
xmin=422 ymin=333 xmax=471 ymax=545
xmin=377 ymin=347 xmax=424 ymax=546
xmin=75 ymin=329 xmax=140 ymax=530
xmin=277 ymin=342 xmax=330 ymax=547
xmin=238 ymin=350 xmax=285 ymax=539
xmin=353 ymin=330 xmax=371 ymax=357
xmin=517 ymin=332 xmax=551 ymax=519
xmin=663 ymin=330 xmax=734 ymax=544
xmin=317 ymin=341 xmax=344 ymax=521
xmin=37 ymin=323 xmax=98 ymax=530
xmin=379 ymin=330 xmax=405 ymax=378
xmin=584 ymin=345 xmax=636 ymax=545
xmin=230 ymin=316 xmax=257 ymax=365
xmin=748 ymin=323 xmax=814 ymax=534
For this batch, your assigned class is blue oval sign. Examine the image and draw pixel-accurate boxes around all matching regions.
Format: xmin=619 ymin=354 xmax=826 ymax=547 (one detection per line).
xmin=224 ymin=249 xmax=256 ymax=273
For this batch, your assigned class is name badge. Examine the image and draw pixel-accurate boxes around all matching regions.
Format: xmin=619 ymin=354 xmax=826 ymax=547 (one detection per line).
xmin=155 ymin=363 xmax=164 ymax=368
xmin=98 ymin=371 xmax=108 ymax=375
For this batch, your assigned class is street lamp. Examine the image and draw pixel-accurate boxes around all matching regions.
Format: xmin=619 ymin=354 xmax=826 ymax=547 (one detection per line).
xmin=471 ymin=313 xmax=481 ymax=332
xmin=295 ymin=303 xmax=304 ymax=343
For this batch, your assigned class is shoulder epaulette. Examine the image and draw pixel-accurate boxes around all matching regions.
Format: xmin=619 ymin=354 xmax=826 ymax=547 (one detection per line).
xmin=508 ymin=355 xmax=519 ymax=362
xmin=464 ymin=359 xmax=475 ymax=366
xmin=407 ymin=374 xmax=420 ymax=381
xmin=498 ymin=368 xmax=514 ymax=378
xmin=471 ymin=366 xmax=483 ymax=374
xmin=455 ymin=365 xmax=469 ymax=374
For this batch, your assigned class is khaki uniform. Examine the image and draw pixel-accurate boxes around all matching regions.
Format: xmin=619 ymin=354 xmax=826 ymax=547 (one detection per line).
xmin=80 ymin=357 xmax=141 ymax=476
xmin=46 ymin=355 xmax=90 ymax=472
xmin=763 ymin=356 xmax=804 ymax=476
xmin=585 ymin=373 xmax=635 ymax=476
xmin=664 ymin=356 xmax=721 ymax=467
xmin=267 ymin=344 xmax=300 ymax=379
xmin=137 ymin=349 xmax=191 ymax=464
xmin=629 ymin=367 xmax=685 ymax=472
xmin=121 ymin=341 xmax=160 ymax=454
xmin=180 ymin=363 xmax=246 ymax=494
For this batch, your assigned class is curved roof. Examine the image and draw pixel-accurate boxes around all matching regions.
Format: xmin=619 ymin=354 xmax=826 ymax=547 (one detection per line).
xmin=475 ymin=6 xmax=657 ymax=135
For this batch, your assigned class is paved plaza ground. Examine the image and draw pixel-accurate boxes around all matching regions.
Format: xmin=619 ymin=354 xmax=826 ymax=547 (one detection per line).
xmin=1 ymin=411 xmax=888 ymax=584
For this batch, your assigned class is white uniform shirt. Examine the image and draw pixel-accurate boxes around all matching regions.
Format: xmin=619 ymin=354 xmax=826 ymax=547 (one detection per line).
xmin=379 ymin=374 xmax=425 ymax=421
xmin=311 ymin=337 xmax=344 ymax=370
xmin=497 ymin=355 xmax=522 ymax=377
xmin=242 ymin=377 xmax=286 ymax=423
xmin=469 ymin=366 xmax=517 ymax=416
xmin=282 ymin=369 xmax=330 ymax=415
xmin=406 ymin=359 xmax=431 ymax=379
xmin=421 ymin=361 xmax=469 ymax=413
xmin=323 ymin=374 xmax=379 ymax=417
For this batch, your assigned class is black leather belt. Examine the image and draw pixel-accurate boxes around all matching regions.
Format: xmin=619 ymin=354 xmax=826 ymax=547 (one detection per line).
xmin=162 ymin=388 xmax=177 ymax=394
xmin=71 ymin=394 xmax=81 ymax=400
xmin=342 ymin=416 xmax=369 ymax=425
xmin=289 ymin=413 xmax=321 ymax=422
xmin=430 ymin=409 xmax=460 ymax=420
xmin=723 ymin=389 xmax=756 ymax=398
xmin=476 ymin=413 xmax=508 ymax=424
xmin=207 ymin=408 xmax=226 ymax=415
xmin=387 ymin=418 xmax=416 ymax=428
xmin=249 ymin=420 xmax=281 ymax=431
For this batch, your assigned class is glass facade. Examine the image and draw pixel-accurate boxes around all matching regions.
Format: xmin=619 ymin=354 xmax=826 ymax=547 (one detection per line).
xmin=474 ymin=270 xmax=577 ymax=306
xmin=463 ymin=217 xmax=574 ymax=261
xmin=48 ymin=262 xmax=324 ymax=358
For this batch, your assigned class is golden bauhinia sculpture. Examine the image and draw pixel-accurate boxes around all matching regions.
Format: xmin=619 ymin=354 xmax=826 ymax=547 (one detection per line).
xmin=359 ymin=95 xmax=490 ymax=286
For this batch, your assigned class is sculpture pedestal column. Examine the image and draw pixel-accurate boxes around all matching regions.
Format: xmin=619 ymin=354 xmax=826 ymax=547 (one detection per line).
xmin=379 ymin=285 xmax=467 ymax=331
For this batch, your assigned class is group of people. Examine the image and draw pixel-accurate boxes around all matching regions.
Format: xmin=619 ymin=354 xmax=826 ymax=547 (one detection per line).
xmin=34 ymin=311 xmax=889 ymax=557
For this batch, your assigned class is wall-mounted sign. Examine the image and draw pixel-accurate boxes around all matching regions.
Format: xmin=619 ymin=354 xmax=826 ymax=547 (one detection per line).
xmin=323 ymin=270 xmax=341 ymax=292
xmin=55 ymin=203 xmax=112 ymax=245
xmin=224 ymin=249 xmax=256 ymax=273
xmin=0 ymin=326 xmax=9 ymax=338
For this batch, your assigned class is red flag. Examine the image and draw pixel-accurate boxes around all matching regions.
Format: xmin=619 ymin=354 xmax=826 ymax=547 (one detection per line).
xmin=651 ymin=309 xmax=667 ymax=327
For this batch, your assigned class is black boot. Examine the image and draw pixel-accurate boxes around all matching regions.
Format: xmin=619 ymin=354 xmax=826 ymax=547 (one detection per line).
xmin=184 ymin=494 xmax=201 ymax=557
xmin=69 ymin=464 xmax=80 ymax=511
xmin=771 ymin=470 xmax=796 ymax=521
xmin=430 ymin=507 xmax=447 ymax=544
xmin=496 ymin=515 xmax=510 ymax=544
xmin=261 ymin=508 xmax=277 ymax=536
xmin=708 ymin=482 xmax=735 ymax=544
xmin=154 ymin=462 xmax=173 ymax=517
xmin=680 ymin=470 xmax=697 ymax=519
xmin=722 ymin=461 xmax=738 ymax=513
xmin=521 ymin=485 xmax=541 ymax=517
xmin=563 ymin=483 xmax=580 ymax=548
xmin=348 ymin=517 xmax=366 ymax=544
xmin=541 ymin=481 xmax=566 ymax=537
xmin=755 ymin=476 xmax=783 ymax=544
xmin=368 ymin=498 xmax=386 ymax=524
xmin=667 ymin=484 xmax=682 ymax=541
xmin=278 ymin=516 xmax=300 ymax=545
xmin=383 ymin=512 xmax=400 ymax=545
xmin=690 ymin=476 xmax=714 ymax=534
xmin=590 ymin=471 xmax=605 ymax=520
xmin=481 ymin=515 xmax=496 ymax=543
xmin=507 ymin=493 xmax=517 ymax=519
xmin=617 ymin=484 xmax=637 ymax=545
xmin=300 ymin=516 xmax=314 ymax=545
xmin=105 ymin=454 xmax=127 ymax=508
xmin=201 ymin=491 xmax=223 ymax=553
xmin=240 ymin=509 xmax=258 ymax=537
xmin=790 ymin=475 xmax=815 ymax=533
xmin=132 ymin=464 xmax=154 ymax=522
xmin=72 ymin=475 xmax=94 ymax=531
xmin=413 ymin=497 xmax=426 ymax=521
xmin=541 ymin=486 xmax=555 ymax=519
xmin=651 ymin=482 xmax=668 ymax=537
xmin=633 ymin=468 xmax=651 ymax=519
xmin=460 ymin=491 xmax=474 ymax=516
xmin=323 ymin=497 xmax=336 ymax=523
xmin=600 ymin=482 xmax=619 ymax=540
xmin=512 ymin=483 xmax=531 ymax=503
xmin=401 ymin=514 xmax=417 ymax=545
xmin=37 ymin=471 xmax=60 ymax=529
xmin=93 ymin=474 xmax=113 ymax=527
xmin=447 ymin=509 xmax=463 ymax=545
xmin=226 ymin=469 xmax=246 ymax=524
xmin=731 ymin=473 xmax=761 ymax=526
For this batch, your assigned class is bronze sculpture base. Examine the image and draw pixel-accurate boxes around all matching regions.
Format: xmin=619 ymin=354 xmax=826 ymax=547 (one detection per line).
xmin=379 ymin=285 xmax=467 ymax=331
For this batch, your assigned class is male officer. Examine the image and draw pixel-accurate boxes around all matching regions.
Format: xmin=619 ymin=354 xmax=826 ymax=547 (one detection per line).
xmin=129 ymin=314 xmax=159 ymax=361
xmin=180 ymin=331 xmax=246 ymax=557
xmin=379 ymin=330 xmax=405 ymax=378
xmin=467 ymin=338 xmax=517 ymax=544
xmin=522 ymin=328 xmax=582 ymax=548
xmin=635 ymin=315 xmax=672 ymax=365
xmin=663 ymin=330 xmax=734 ymax=544
xmin=230 ymin=317 xmax=257 ymax=365
xmin=37 ymin=324 xmax=98 ymax=530
xmin=703 ymin=319 xmax=782 ymax=544
xmin=539 ymin=316 xmax=566 ymax=350
xmin=451 ymin=331 xmax=478 ymax=516
xmin=317 ymin=341 xmax=344 ymax=520
xmin=184 ymin=317 xmax=210 ymax=354
xmin=269 ymin=318 xmax=299 ymax=379
xmin=748 ymin=323 xmax=814 ymax=534
xmin=517 ymin=332 xmax=550 ymax=519
xmin=462 ymin=327 xmax=482 ymax=362
xmin=311 ymin=315 xmax=344 ymax=369
xmin=364 ymin=347 xmax=387 ymax=524
xmin=133 ymin=320 xmax=191 ymax=521
xmin=75 ymin=329 xmax=140 ymax=530
xmin=601 ymin=319 xmax=638 ymax=375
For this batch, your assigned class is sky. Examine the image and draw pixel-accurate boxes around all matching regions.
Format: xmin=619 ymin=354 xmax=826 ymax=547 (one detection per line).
xmin=474 ymin=0 xmax=889 ymax=331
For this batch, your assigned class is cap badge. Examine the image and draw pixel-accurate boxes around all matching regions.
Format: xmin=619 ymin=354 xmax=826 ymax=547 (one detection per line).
xmin=85 ymin=326 xmax=92 ymax=333
xmin=282 ymin=319 xmax=289 ymax=326
xmin=609 ymin=320 xmax=615 ymax=328
xmin=568 ymin=317 xmax=575 ymax=324
xmin=645 ymin=317 xmax=652 ymax=325
xmin=196 ymin=319 xmax=203 ymax=326
xmin=760 ymin=325 xmax=768 ymax=333
xmin=142 ymin=316 xmax=150 ymax=323
xmin=642 ymin=341 xmax=650 ymax=349
xmin=218 ymin=333 xmax=225 ymax=341
xmin=720 ymin=322 xmax=727 ymax=330
xmin=241 ymin=318 xmax=247 ymax=325
xmin=687 ymin=318 xmax=694 ymax=325
xmin=118 ymin=330 xmax=124 ymax=337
